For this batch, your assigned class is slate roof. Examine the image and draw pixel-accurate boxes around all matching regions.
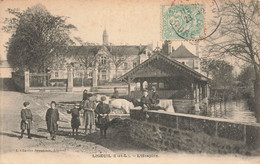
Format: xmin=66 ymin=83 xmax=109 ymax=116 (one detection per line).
xmin=169 ymin=44 xmax=198 ymax=58
xmin=60 ymin=45 xmax=150 ymax=57
xmin=119 ymin=52 xmax=209 ymax=82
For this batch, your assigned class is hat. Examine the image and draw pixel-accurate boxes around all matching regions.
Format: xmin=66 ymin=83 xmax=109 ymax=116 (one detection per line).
xmin=23 ymin=101 xmax=30 ymax=107
xmin=101 ymin=96 xmax=106 ymax=101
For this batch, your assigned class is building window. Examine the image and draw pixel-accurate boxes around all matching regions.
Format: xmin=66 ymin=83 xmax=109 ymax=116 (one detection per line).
xmin=55 ymin=72 xmax=59 ymax=78
xmin=101 ymin=56 xmax=107 ymax=65
xmin=101 ymin=70 xmax=106 ymax=80
xmin=124 ymin=62 xmax=128 ymax=69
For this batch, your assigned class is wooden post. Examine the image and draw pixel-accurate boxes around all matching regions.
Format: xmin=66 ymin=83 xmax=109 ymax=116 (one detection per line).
xmin=195 ymin=82 xmax=199 ymax=103
xmin=191 ymin=83 xmax=194 ymax=100
xmin=128 ymin=77 xmax=131 ymax=97
xmin=24 ymin=71 xmax=29 ymax=93
xmin=199 ymin=84 xmax=202 ymax=101
xmin=140 ymin=80 xmax=143 ymax=91
xmin=206 ymin=83 xmax=210 ymax=98
xmin=157 ymin=79 xmax=159 ymax=90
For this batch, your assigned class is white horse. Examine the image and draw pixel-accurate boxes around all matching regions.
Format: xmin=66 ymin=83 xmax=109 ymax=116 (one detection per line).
xmin=109 ymin=99 xmax=135 ymax=114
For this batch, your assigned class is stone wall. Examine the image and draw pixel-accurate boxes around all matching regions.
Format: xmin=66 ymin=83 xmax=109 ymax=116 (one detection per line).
xmin=129 ymin=109 xmax=260 ymax=155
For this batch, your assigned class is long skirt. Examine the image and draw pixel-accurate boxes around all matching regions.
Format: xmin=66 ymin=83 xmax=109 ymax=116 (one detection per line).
xmin=83 ymin=111 xmax=95 ymax=126
xmin=71 ymin=117 xmax=80 ymax=129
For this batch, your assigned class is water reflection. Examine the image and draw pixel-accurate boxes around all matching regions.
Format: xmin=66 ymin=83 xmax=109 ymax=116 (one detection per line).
xmin=206 ymin=99 xmax=256 ymax=123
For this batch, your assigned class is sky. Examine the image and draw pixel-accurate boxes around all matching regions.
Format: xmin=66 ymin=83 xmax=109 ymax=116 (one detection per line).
xmin=0 ymin=0 xmax=247 ymax=75
xmin=0 ymin=0 xmax=208 ymax=60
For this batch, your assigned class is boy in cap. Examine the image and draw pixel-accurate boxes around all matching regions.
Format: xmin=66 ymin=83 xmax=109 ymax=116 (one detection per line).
xmin=67 ymin=102 xmax=82 ymax=136
xmin=45 ymin=101 xmax=60 ymax=140
xmin=95 ymin=96 xmax=110 ymax=138
xmin=20 ymin=101 xmax=33 ymax=139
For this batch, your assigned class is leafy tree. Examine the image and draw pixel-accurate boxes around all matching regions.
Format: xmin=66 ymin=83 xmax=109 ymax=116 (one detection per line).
xmin=106 ymin=45 xmax=133 ymax=79
xmin=202 ymin=59 xmax=235 ymax=90
xmin=237 ymin=66 xmax=255 ymax=89
xmin=3 ymin=4 xmax=76 ymax=73
xmin=206 ymin=0 xmax=260 ymax=121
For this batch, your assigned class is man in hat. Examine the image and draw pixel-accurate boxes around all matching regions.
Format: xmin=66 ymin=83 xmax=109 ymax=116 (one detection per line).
xmin=95 ymin=96 xmax=110 ymax=138
xmin=140 ymin=90 xmax=153 ymax=111
xmin=45 ymin=101 xmax=60 ymax=140
xmin=20 ymin=101 xmax=33 ymax=139
xmin=67 ymin=102 xmax=82 ymax=136
xmin=111 ymin=87 xmax=119 ymax=99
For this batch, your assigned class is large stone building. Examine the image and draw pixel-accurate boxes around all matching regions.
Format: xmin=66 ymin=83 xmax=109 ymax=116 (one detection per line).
xmin=50 ymin=29 xmax=153 ymax=85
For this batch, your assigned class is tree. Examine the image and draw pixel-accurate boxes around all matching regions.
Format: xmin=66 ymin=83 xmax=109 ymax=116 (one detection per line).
xmin=3 ymin=4 xmax=76 ymax=73
xmin=201 ymin=59 xmax=235 ymax=90
xmin=106 ymin=45 xmax=133 ymax=79
xmin=206 ymin=0 xmax=260 ymax=121
xmin=237 ymin=66 xmax=255 ymax=89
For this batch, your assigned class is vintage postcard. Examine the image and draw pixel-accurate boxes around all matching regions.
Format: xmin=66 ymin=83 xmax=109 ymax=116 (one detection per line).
xmin=0 ymin=0 xmax=259 ymax=163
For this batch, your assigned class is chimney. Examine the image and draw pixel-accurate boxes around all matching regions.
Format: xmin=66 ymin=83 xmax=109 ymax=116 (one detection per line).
xmin=139 ymin=44 xmax=142 ymax=52
xmin=167 ymin=40 xmax=172 ymax=55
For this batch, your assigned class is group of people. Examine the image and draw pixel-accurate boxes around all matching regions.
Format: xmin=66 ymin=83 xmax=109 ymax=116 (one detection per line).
xmin=19 ymin=88 xmax=160 ymax=140
xmin=140 ymin=88 xmax=161 ymax=111
xmin=20 ymin=101 xmax=60 ymax=140
xmin=19 ymin=90 xmax=111 ymax=140
xmin=68 ymin=90 xmax=111 ymax=138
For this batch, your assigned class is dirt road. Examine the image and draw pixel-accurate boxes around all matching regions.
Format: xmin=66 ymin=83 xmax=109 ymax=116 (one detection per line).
xmin=0 ymin=91 xmax=153 ymax=154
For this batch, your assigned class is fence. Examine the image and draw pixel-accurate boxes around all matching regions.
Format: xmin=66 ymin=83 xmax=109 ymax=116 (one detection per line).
xmin=73 ymin=77 xmax=92 ymax=87
xmin=29 ymin=73 xmax=67 ymax=87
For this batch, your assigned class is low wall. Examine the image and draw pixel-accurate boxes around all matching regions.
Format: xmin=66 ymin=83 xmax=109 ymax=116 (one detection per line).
xmin=129 ymin=109 xmax=260 ymax=155
xmin=12 ymin=72 xmax=25 ymax=92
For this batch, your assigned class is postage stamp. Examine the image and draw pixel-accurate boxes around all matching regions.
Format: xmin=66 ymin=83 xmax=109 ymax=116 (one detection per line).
xmin=161 ymin=4 xmax=205 ymax=40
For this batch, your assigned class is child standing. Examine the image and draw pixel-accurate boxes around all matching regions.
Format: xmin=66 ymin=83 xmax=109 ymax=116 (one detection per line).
xmin=95 ymin=96 xmax=110 ymax=138
xmin=45 ymin=101 xmax=59 ymax=140
xmin=67 ymin=103 xmax=81 ymax=136
xmin=20 ymin=101 xmax=33 ymax=139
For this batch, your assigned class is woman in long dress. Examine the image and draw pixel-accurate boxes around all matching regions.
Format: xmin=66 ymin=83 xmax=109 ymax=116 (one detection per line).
xmin=82 ymin=97 xmax=96 ymax=134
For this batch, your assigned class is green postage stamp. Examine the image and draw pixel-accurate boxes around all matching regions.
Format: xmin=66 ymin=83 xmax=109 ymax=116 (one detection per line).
xmin=161 ymin=4 xmax=205 ymax=40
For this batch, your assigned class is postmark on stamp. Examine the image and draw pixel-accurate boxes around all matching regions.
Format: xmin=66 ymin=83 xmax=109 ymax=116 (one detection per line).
xmin=161 ymin=4 xmax=205 ymax=40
